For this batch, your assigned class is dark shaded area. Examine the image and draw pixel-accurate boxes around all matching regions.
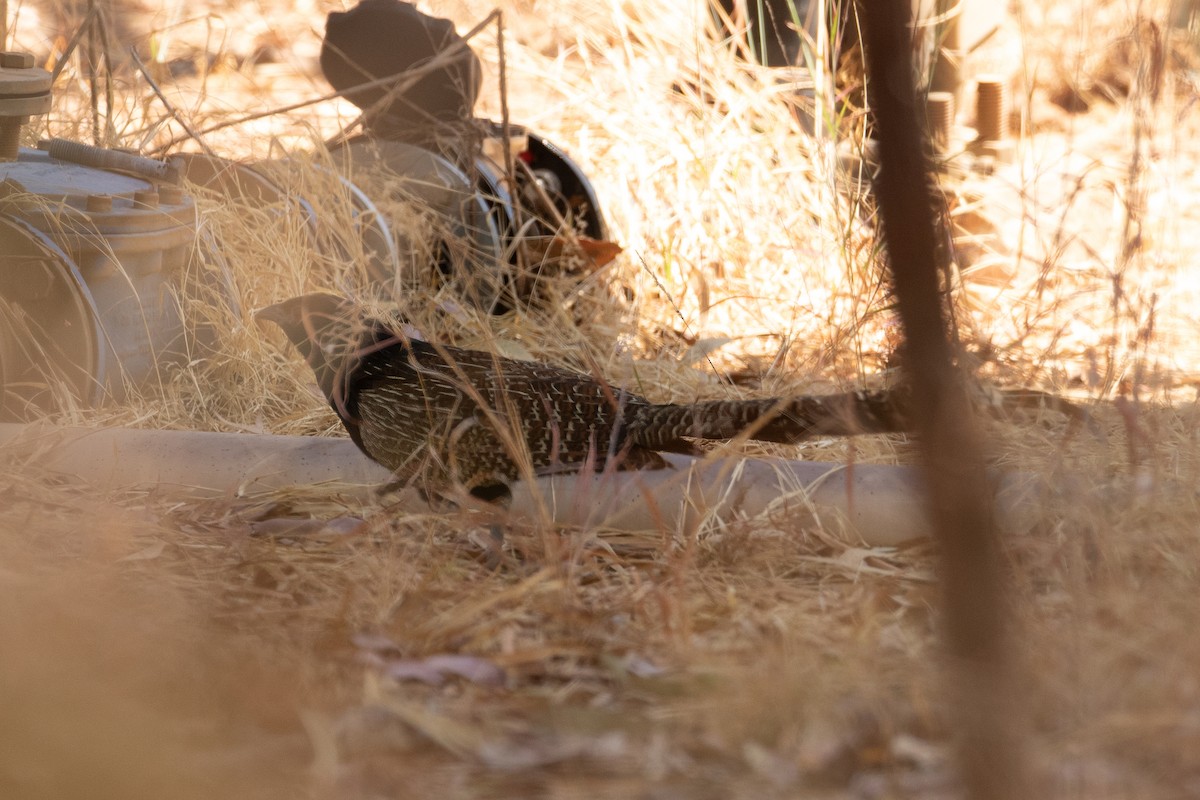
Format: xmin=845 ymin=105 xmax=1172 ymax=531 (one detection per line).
xmin=858 ymin=2 xmax=1026 ymax=799
xmin=713 ymin=0 xmax=860 ymax=68
xmin=715 ymin=0 xmax=809 ymax=66
xmin=320 ymin=0 xmax=481 ymax=145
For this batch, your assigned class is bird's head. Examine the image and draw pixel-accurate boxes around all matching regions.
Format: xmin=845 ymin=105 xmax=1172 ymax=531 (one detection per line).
xmin=256 ymin=293 xmax=356 ymax=347
xmin=257 ymin=293 xmax=364 ymax=398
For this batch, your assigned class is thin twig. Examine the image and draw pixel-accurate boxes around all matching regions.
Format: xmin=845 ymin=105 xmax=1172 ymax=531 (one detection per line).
xmin=128 ymin=47 xmax=217 ymax=157
xmin=152 ymin=10 xmax=499 ymax=155
xmin=86 ymin=0 xmax=100 ymax=145
xmin=496 ymin=10 xmax=526 ymax=256
xmin=93 ymin=4 xmax=116 ymax=146
xmin=50 ymin=6 xmax=98 ymax=83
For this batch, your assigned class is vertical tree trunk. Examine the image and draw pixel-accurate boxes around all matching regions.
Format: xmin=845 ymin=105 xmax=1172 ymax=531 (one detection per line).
xmin=857 ymin=2 xmax=1027 ymax=798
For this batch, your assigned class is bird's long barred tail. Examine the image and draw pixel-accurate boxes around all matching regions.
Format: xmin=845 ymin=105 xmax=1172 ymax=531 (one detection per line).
xmin=627 ymin=389 xmax=911 ymax=450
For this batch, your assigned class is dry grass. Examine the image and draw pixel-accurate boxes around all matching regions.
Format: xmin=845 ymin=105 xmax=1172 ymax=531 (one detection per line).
xmin=4 ymin=0 xmax=1200 ymax=796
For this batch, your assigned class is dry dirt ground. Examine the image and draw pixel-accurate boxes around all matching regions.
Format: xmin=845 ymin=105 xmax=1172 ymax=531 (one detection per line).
xmin=3 ymin=0 xmax=1200 ymax=798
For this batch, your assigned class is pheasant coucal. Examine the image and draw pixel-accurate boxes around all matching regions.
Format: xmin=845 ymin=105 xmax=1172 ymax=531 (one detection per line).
xmin=258 ymin=293 xmax=912 ymax=501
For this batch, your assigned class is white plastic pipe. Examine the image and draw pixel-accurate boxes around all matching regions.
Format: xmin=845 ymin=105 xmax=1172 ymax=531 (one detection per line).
xmin=0 ymin=423 xmax=1041 ymax=545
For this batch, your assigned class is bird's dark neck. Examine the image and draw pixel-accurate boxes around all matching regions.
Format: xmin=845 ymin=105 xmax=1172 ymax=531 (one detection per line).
xmin=296 ymin=317 xmax=408 ymax=418
xmin=290 ymin=333 xmax=344 ymax=407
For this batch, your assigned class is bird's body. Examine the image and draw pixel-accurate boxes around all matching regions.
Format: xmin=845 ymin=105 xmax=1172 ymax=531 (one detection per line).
xmin=259 ymin=294 xmax=910 ymax=499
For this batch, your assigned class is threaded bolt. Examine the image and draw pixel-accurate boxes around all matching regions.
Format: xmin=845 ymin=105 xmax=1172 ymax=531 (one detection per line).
xmin=41 ymin=138 xmax=181 ymax=184
xmin=975 ymin=76 xmax=1008 ymax=142
xmin=133 ymin=190 xmax=160 ymax=208
xmin=925 ymin=91 xmax=955 ymax=151
xmin=0 ymin=52 xmax=51 ymax=162
xmin=0 ymin=119 xmax=22 ymax=161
